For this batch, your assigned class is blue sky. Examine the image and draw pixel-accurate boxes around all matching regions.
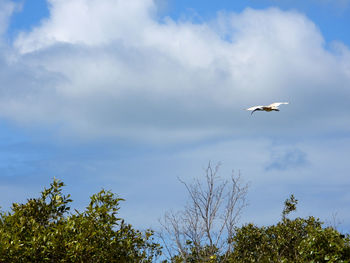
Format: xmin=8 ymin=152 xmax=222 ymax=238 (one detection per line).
xmin=0 ymin=0 xmax=350 ymax=234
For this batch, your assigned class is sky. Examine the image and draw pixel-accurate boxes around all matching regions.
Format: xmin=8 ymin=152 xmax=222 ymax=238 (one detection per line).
xmin=0 ymin=0 xmax=350 ymax=234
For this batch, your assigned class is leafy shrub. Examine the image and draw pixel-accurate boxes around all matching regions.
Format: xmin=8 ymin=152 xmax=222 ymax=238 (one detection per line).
xmin=0 ymin=179 xmax=161 ymax=262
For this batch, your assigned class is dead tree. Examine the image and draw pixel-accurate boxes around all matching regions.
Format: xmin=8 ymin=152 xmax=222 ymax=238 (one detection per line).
xmin=158 ymin=162 xmax=249 ymax=261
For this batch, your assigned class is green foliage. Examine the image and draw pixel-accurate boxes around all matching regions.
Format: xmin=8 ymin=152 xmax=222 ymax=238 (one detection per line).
xmin=228 ymin=195 xmax=350 ymax=263
xmin=1 ymin=180 xmax=349 ymax=263
xmin=161 ymin=193 xmax=350 ymax=263
xmin=0 ymin=178 xmax=161 ymax=262
xmin=282 ymin=194 xmax=298 ymax=219
xmin=299 ymin=226 xmax=350 ymax=263
xmin=229 ymin=217 xmax=322 ymax=262
xmin=229 ymin=218 xmax=350 ymax=263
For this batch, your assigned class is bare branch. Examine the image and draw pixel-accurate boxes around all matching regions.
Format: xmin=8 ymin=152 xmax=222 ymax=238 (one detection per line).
xmin=159 ymin=162 xmax=249 ymax=261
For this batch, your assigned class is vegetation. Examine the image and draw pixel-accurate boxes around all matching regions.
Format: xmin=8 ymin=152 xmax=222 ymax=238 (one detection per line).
xmin=0 ymin=170 xmax=349 ymax=262
xmin=159 ymin=163 xmax=249 ymax=262
xmin=229 ymin=195 xmax=350 ymax=263
xmin=158 ymin=164 xmax=350 ymax=263
xmin=0 ymin=179 xmax=161 ymax=262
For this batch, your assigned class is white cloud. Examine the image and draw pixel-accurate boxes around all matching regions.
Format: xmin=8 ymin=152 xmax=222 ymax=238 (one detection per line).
xmin=0 ymin=0 xmax=349 ymax=142
xmin=14 ymin=0 xmax=156 ymax=53
xmin=0 ymin=0 xmax=17 ymax=38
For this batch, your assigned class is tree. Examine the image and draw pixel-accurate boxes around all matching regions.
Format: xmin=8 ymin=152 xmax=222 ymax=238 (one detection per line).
xmin=159 ymin=162 xmax=249 ymax=262
xmin=0 ymin=178 xmax=162 ymax=262
xmin=228 ymin=195 xmax=350 ymax=263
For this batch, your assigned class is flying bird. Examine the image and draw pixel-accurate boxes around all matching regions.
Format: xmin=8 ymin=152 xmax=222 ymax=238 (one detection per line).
xmin=246 ymin=102 xmax=289 ymax=115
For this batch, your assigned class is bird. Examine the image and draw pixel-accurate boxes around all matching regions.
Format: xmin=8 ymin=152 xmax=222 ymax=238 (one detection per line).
xmin=246 ymin=102 xmax=289 ymax=115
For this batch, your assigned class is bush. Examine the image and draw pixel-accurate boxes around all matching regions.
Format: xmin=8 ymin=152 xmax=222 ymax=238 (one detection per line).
xmin=228 ymin=195 xmax=350 ymax=263
xmin=0 ymin=179 xmax=161 ymax=262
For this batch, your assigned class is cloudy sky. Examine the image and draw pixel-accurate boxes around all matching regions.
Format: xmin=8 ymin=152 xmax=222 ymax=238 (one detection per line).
xmin=0 ymin=0 xmax=350 ymax=232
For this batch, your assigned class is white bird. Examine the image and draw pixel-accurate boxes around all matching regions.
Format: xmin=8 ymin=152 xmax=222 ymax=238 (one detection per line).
xmin=246 ymin=102 xmax=289 ymax=115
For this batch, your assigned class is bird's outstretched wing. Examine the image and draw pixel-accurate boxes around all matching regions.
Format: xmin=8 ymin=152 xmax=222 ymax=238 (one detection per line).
xmin=268 ymin=102 xmax=289 ymax=107
xmin=246 ymin=105 xmax=263 ymax=111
